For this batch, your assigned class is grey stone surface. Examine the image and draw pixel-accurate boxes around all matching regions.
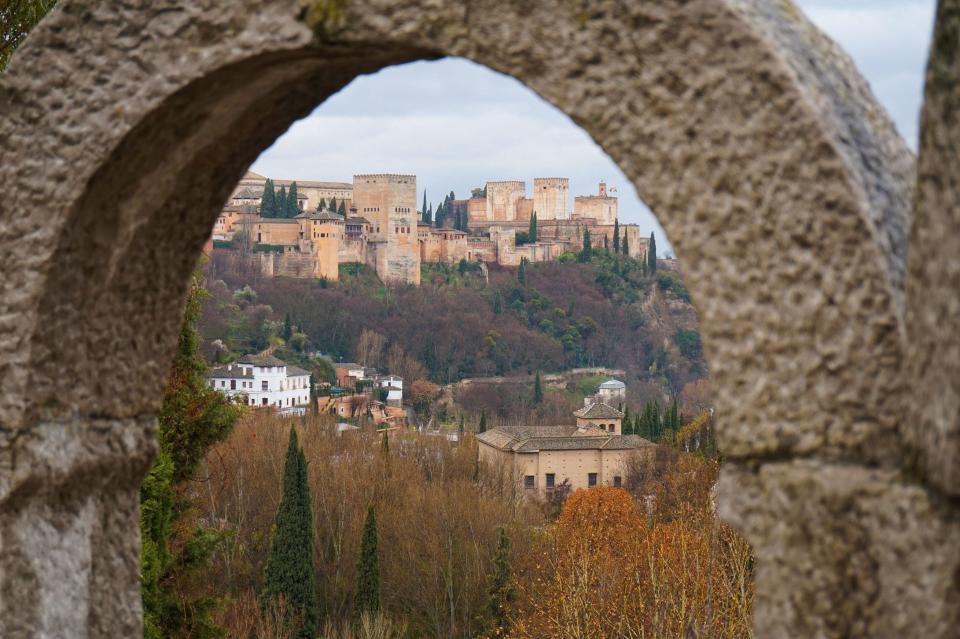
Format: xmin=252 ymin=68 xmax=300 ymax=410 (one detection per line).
xmin=906 ymin=0 xmax=960 ymax=497
xmin=0 ymin=0 xmax=955 ymax=636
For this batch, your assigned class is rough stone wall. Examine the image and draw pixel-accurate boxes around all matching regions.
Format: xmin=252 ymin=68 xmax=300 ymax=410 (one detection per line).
xmin=573 ymin=195 xmax=617 ymax=224
xmin=2 ymin=0 xmax=958 ymax=636
xmin=533 ymin=177 xmax=570 ymax=220
xmin=485 ymin=180 xmax=526 ymax=221
xmin=352 ymin=174 xmax=419 ymax=284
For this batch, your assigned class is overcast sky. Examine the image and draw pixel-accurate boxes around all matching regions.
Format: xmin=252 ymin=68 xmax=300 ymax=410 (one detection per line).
xmin=252 ymin=1 xmax=936 ymax=254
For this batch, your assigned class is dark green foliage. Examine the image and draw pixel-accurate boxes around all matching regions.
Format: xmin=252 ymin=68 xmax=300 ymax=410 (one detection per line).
xmin=286 ymin=181 xmax=299 ymax=218
xmin=648 ymin=232 xmax=657 ymax=273
xmin=579 ymin=229 xmax=592 ymax=262
xmin=528 ymin=212 xmax=538 ymax=243
xmin=622 ymin=235 xmax=629 ymax=256
xmin=483 ymin=528 xmax=515 ymax=637
xmin=478 ymin=410 xmax=487 ymax=433
xmin=517 ymin=258 xmax=527 ymax=286
xmin=283 ymin=313 xmax=293 ymax=341
xmin=355 ymin=505 xmax=380 ymax=616
xmin=458 ymin=258 xmax=469 ymax=275
xmin=317 ymin=197 xmax=326 ymax=211
xmin=673 ymin=329 xmax=702 ymax=359
xmin=262 ymin=427 xmax=318 ymax=639
xmin=328 ymin=196 xmax=337 ymax=213
xmin=603 ymin=234 xmax=609 ymax=253
xmin=141 ymin=270 xmax=243 ymax=637
xmin=422 ymin=190 xmax=429 ymax=225
xmin=515 ymin=231 xmax=530 ymax=246
xmin=612 ymin=218 xmax=620 ymax=253
xmin=0 ymin=0 xmax=57 ymax=70
xmin=533 ymin=371 xmax=544 ymax=405
xmin=261 ymin=178 xmax=277 ymax=217
xmin=338 ymin=201 xmax=346 ymax=216
xmin=492 ymin=292 xmax=503 ymax=315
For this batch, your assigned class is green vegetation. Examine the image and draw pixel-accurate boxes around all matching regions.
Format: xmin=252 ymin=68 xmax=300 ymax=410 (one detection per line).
xmin=647 ymin=231 xmax=657 ymax=273
xmin=482 ymin=528 xmax=515 ymax=638
xmin=262 ymin=427 xmax=318 ymax=638
xmin=355 ymin=505 xmax=381 ymax=617
xmin=141 ymin=270 xmax=243 ymax=638
xmin=253 ymin=243 xmax=286 ymax=253
xmin=0 ymin=0 xmax=56 ymax=71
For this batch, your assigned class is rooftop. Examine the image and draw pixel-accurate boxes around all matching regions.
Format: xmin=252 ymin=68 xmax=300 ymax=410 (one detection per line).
xmin=573 ymin=402 xmax=624 ymax=419
xmin=477 ymin=423 xmax=652 ymax=452
xmin=237 ymin=354 xmax=287 ymax=367
xmin=209 ymin=365 xmax=253 ymax=379
xmin=599 ymin=379 xmax=626 ymax=390
xmin=295 ymin=210 xmax=344 ymax=222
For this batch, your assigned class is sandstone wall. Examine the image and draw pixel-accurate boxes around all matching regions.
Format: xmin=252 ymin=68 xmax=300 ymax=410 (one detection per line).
xmin=573 ymin=195 xmax=617 ymax=225
xmin=533 ymin=177 xmax=569 ymax=220
xmin=486 ymin=180 xmax=525 ymax=222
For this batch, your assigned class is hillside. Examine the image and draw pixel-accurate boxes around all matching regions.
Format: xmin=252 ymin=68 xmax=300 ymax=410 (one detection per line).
xmin=200 ymin=250 xmax=706 ymax=406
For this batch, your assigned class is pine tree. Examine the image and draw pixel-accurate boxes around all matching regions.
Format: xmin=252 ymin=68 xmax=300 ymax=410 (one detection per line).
xmin=517 ymin=258 xmax=527 ymax=286
xmin=479 ymin=410 xmax=487 ymax=433
xmin=484 ymin=527 xmax=516 ymax=637
xmin=262 ymin=427 xmax=318 ymax=639
xmin=648 ymin=232 xmax=657 ymax=273
xmin=579 ymin=229 xmax=592 ymax=262
xmin=355 ymin=505 xmax=380 ymax=616
xmin=338 ymin=201 xmax=346 ymax=217
xmin=287 ymin=181 xmax=299 ymax=217
xmin=528 ymin=212 xmax=538 ymax=243
xmin=533 ymin=371 xmax=544 ymax=405
xmin=612 ymin=218 xmax=620 ymax=253
xmin=622 ymin=235 xmax=629 ymax=256
xmin=282 ymin=313 xmax=293 ymax=341
xmin=492 ymin=292 xmax=503 ymax=314
xmin=261 ymin=178 xmax=277 ymax=217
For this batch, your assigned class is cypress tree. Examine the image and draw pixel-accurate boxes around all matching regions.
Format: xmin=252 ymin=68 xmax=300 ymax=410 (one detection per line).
xmin=427 ymin=203 xmax=434 ymax=226
xmin=262 ymin=427 xmax=318 ymax=638
xmin=612 ymin=218 xmax=620 ymax=253
xmin=517 ymin=258 xmax=527 ymax=286
xmin=355 ymin=505 xmax=380 ymax=616
xmin=338 ymin=201 xmax=346 ymax=217
xmin=479 ymin=410 xmax=487 ymax=433
xmin=282 ymin=313 xmax=293 ymax=341
xmin=261 ymin=179 xmax=277 ymax=217
xmin=648 ymin=232 xmax=657 ymax=273
xmin=287 ymin=181 xmax=299 ymax=217
xmin=492 ymin=292 xmax=503 ymax=315
xmin=422 ymin=190 xmax=428 ymax=225
xmin=485 ymin=527 xmax=516 ymax=637
xmin=579 ymin=229 xmax=592 ymax=262
xmin=623 ymin=406 xmax=631 ymax=435
xmin=528 ymin=212 xmax=538 ymax=243
xmin=274 ymin=185 xmax=286 ymax=220
xmin=533 ymin=371 xmax=544 ymax=405
xmin=622 ymin=235 xmax=629 ymax=257
xmin=459 ymin=415 xmax=465 ymax=440
xmin=328 ymin=196 xmax=337 ymax=213
xmin=603 ymin=234 xmax=609 ymax=253
xmin=317 ymin=197 xmax=326 ymax=212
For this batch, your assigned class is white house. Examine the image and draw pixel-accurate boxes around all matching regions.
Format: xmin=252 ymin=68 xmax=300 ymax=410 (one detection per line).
xmin=379 ymin=375 xmax=403 ymax=406
xmin=597 ymin=379 xmax=626 ymax=402
xmin=209 ymin=354 xmax=311 ymax=411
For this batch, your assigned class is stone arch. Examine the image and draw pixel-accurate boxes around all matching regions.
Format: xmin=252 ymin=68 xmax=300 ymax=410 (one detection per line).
xmin=1 ymin=0 xmax=957 ymax=636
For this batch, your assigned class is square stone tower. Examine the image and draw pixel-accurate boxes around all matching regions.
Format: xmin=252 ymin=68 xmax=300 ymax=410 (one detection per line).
xmin=533 ymin=177 xmax=570 ymax=220
xmin=485 ymin=180 xmax=526 ymax=221
xmin=353 ymin=174 xmax=420 ymax=284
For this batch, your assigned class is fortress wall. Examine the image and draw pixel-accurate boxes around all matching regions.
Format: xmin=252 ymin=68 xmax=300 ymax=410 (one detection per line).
xmin=533 ymin=177 xmax=570 ymax=220
xmin=486 ymin=181 xmax=526 ymax=222
xmin=353 ymin=174 xmax=419 ymax=284
xmin=516 ymin=197 xmax=534 ymax=222
xmin=574 ymin=195 xmax=618 ymax=225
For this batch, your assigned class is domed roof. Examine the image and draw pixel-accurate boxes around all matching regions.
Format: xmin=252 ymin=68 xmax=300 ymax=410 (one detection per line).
xmin=599 ymin=379 xmax=625 ymax=390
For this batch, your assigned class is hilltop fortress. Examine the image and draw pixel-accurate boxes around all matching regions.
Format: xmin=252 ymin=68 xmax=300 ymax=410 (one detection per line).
xmin=213 ymin=172 xmax=648 ymax=285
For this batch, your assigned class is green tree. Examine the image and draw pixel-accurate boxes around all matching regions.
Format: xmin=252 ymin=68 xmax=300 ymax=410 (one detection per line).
xmin=492 ymin=292 xmax=503 ymax=315
xmin=533 ymin=371 xmax=544 ymax=405
xmin=458 ymin=258 xmax=469 ymax=275
xmin=286 ymin=181 xmax=299 ymax=218
xmin=282 ymin=313 xmax=293 ymax=341
xmin=141 ymin=270 xmax=243 ymax=638
xmin=528 ymin=212 xmax=538 ymax=243
xmin=427 ymin=203 xmax=434 ymax=226
xmin=338 ymin=200 xmax=346 ymax=217
xmin=0 ymin=0 xmax=57 ymax=71
xmin=422 ymin=190 xmax=428 ymax=225
xmin=622 ymin=234 xmax=629 ymax=256
xmin=478 ymin=409 xmax=487 ymax=433
xmin=260 ymin=178 xmax=277 ymax=217
xmin=355 ymin=504 xmax=381 ymax=616
xmin=579 ymin=229 xmax=592 ymax=262
xmin=603 ymin=234 xmax=609 ymax=253
xmin=262 ymin=427 xmax=318 ymax=639
xmin=612 ymin=218 xmax=620 ymax=253
xmin=648 ymin=232 xmax=657 ymax=273
xmin=484 ymin=527 xmax=516 ymax=637
xmin=317 ymin=197 xmax=326 ymax=211
xmin=517 ymin=258 xmax=527 ymax=286
xmin=274 ymin=185 xmax=287 ymax=220
xmin=328 ymin=196 xmax=337 ymax=213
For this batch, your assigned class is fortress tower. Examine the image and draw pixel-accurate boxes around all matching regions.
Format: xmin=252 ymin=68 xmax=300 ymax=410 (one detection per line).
xmin=353 ymin=174 xmax=420 ymax=284
xmin=573 ymin=180 xmax=618 ymax=225
xmin=485 ymin=180 xmax=526 ymax=222
xmin=533 ymin=177 xmax=569 ymax=220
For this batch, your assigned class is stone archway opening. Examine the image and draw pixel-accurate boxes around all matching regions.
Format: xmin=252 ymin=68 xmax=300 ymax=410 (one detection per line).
xmin=5 ymin=1 xmax=958 ymax=637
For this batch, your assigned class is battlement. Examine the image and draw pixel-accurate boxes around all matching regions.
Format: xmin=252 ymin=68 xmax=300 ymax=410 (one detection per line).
xmin=533 ymin=177 xmax=569 ymax=184
xmin=354 ymin=174 xmax=416 ymax=183
xmin=486 ymin=180 xmax=526 ymax=187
